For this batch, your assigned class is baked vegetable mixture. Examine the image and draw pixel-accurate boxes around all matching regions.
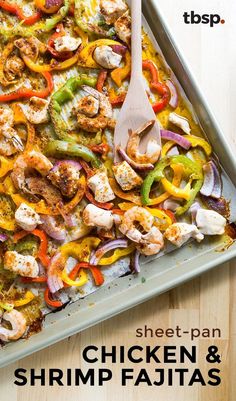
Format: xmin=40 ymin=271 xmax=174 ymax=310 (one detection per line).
xmin=0 ymin=0 xmax=231 ymax=343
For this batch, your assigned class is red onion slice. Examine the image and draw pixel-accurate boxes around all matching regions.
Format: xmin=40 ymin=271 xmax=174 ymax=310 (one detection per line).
xmin=166 ymin=80 xmax=178 ymax=109
xmin=117 ymin=147 xmax=154 ymax=171
xmin=201 ymin=195 xmax=229 ymax=218
xmin=90 ymin=239 xmax=128 ymax=266
xmin=131 ymin=250 xmax=141 ymax=274
xmin=0 ymin=233 xmax=8 ymax=242
xmin=161 ymin=130 xmax=191 ymax=150
xmin=40 ymin=216 xmax=67 ymax=241
xmin=111 ymin=45 xmax=127 ymax=56
xmin=189 ymin=202 xmax=201 ymax=223
xmin=200 ymin=161 xmax=222 ymax=199
xmin=50 ymin=160 xmax=82 ymax=173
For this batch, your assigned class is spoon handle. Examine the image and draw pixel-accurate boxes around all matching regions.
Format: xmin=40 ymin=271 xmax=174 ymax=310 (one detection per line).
xmin=131 ymin=0 xmax=142 ymax=79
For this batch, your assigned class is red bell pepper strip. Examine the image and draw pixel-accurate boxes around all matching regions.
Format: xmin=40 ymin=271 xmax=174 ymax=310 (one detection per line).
xmin=13 ymin=229 xmax=50 ymax=268
xmin=96 ymin=70 xmax=108 ymax=92
xmin=44 ymin=288 xmax=63 ymax=308
xmin=0 ymin=0 xmax=42 ymax=25
xmin=21 ymin=276 xmax=47 ymax=283
xmin=80 ymin=159 xmax=95 ymax=178
xmin=47 ymin=23 xmax=73 ymax=60
xmin=85 ymin=188 xmax=114 ymax=210
xmin=142 ymin=60 xmax=170 ymax=113
xmin=90 ymin=143 xmax=110 ymax=157
xmin=68 ymin=262 xmax=104 ymax=286
xmin=0 ymin=72 xmax=54 ymax=102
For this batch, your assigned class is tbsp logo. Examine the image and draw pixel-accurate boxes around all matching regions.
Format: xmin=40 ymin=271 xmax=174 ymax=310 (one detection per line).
xmin=183 ymin=11 xmax=225 ymax=27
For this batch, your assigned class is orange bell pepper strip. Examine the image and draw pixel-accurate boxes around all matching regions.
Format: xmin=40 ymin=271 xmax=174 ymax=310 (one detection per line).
xmin=13 ymin=229 xmax=50 ymax=268
xmin=22 ymin=51 xmax=80 ymax=73
xmin=12 ymin=103 xmax=35 ymax=151
xmin=109 ymin=88 xmax=127 ymax=107
xmin=77 ymin=39 xmax=123 ymax=69
xmin=0 ymin=0 xmax=42 ymax=25
xmin=111 ymin=51 xmax=131 ymax=87
xmin=0 ymin=72 xmax=53 ymax=102
xmin=11 ymin=194 xmax=59 ymax=215
xmin=44 ymin=288 xmax=63 ymax=308
xmin=109 ymin=178 xmax=142 ymax=205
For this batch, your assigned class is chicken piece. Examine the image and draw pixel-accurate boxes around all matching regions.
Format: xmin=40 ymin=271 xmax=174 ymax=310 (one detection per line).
xmin=165 ymin=223 xmax=204 ymax=247
xmin=169 ymin=113 xmax=191 ymax=135
xmin=77 ymin=95 xmax=100 ymax=118
xmin=83 ymin=204 xmax=114 ymax=230
xmin=196 ymin=209 xmax=226 ymax=235
xmin=4 ymin=55 xmax=25 ymax=82
xmin=54 ymin=36 xmax=82 ymax=52
xmin=47 ymin=163 xmax=81 ymax=198
xmin=4 ymin=251 xmax=39 ymax=278
xmin=14 ymin=37 xmax=46 ymax=61
xmin=114 ymin=11 xmax=131 ymax=46
xmin=88 ymin=171 xmax=115 ymax=203
xmin=23 ymin=97 xmax=49 ymax=125
xmin=100 ymin=0 xmax=128 ymax=24
xmin=15 ymin=203 xmax=41 ymax=231
xmin=112 ymin=161 xmax=143 ymax=191
xmin=0 ymin=107 xmax=14 ymax=126
xmin=0 ymin=310 xmax=27 ymax=342
xmin=93 ymin=46 xmax=122 ymax=69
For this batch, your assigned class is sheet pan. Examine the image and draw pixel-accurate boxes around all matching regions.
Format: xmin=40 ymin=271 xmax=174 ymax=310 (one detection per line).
xmin=0 ymin=0 xmax=236 ymax=367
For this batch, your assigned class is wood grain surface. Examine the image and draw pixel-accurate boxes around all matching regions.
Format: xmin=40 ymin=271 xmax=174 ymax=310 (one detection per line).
xmin=1 ymin=0 xmax=235 ymax=400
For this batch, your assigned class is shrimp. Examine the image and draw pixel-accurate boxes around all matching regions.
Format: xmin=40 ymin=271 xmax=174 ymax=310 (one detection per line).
xmin=119 ymin=206 xmax=154 ymax=242
xmin=126 ymin=120 xmax=161 ymax=164
xmin=11 ymin=150 xmax=53 ymax=192
xmin=76 ymin=86 xmax=116 ymax=133
xmin=119 ymin=206 xmax=164 ymax=256
xmin=137 ymin=226 xmax=164 ymax=256
xmin=0 ymin=107 xmax=24 ymax=155
xmin=0 ymin=309 xmax=27 ymax=342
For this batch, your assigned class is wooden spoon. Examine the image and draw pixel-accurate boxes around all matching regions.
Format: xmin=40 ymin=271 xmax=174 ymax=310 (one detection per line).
xmin=114 ymin=0 xmax=161 ymax=162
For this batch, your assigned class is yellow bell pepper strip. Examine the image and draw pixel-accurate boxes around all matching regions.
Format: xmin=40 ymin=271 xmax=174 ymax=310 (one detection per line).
xmin=0 ymin=302 xmax=14 ymax=312
xmin=61 ymin=267 xmax=88 ymax=287
xmin=145 ymin=207 xmax=173 ymax=231
xmin=48 ymin=74 xmax=97 ymax=142
xmin=183 ymin=135 xmax=212 ymax=156
xmin=22 ymin=51 xmax=80 ymax=73
xmin=11 ymin=194 xmax=59 ymax=215
xmin=14 ymin=291 xmax=35 ymax=307
xmin=109 ymin=178 xmax=142 ymax=205
xmin=77 ymin=39 xmax=124 ymax=69
xmin=0 ymin=42 xmax=17 ymax=87
xmin=161 ymin=141 xmax=175 ymax=157
xmin=149 ymin=163 xmax=184 ymax=205
xmin=74 ymin=26 xmax=89 ymax=48
xmin=161 ymin=179 xmax=191 ymax=201
xmin=118 ymin=202 xmax=137 ymax=211
xmin=175 ymin=178 xmax=203 ymax=216
xmin=141 ymin=155 xmax=203 ymax=206
xmin=111 ymin=51 xmax=131 ymax=87
xmin=60 ymin=237 xmax=101 ymax=262
xmin=0 ymin=156 xmax=16 ymax=178
xmin=99 ymin=245 xmax=135 ymax=266
xmin=0 ymin=194 xmax=16 ymax=231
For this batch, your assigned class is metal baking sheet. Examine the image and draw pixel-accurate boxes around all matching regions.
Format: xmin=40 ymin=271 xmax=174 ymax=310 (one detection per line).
xmin=1 ymin=0 xmax=236 ymax=367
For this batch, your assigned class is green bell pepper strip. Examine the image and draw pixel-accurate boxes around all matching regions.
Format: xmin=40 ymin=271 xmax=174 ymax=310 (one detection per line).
xmin=0 ymin=0 xmax=71 ymax=40
xmin=49 ymin=74 xmax=97 ymax=142
xmin=44 ymin=140 xmax=101 ymax=168
xmin=175 ymin=177 xmax=203 ymax=216
xmin=15 ymin=237 xmax=39 ymax=256
xmin=141 ymin=155 xmax=203 ymax=212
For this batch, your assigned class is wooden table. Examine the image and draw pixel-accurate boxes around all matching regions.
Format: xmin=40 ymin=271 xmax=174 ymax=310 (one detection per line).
xmin=1 ymin=0 xmax=235 ymax=400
